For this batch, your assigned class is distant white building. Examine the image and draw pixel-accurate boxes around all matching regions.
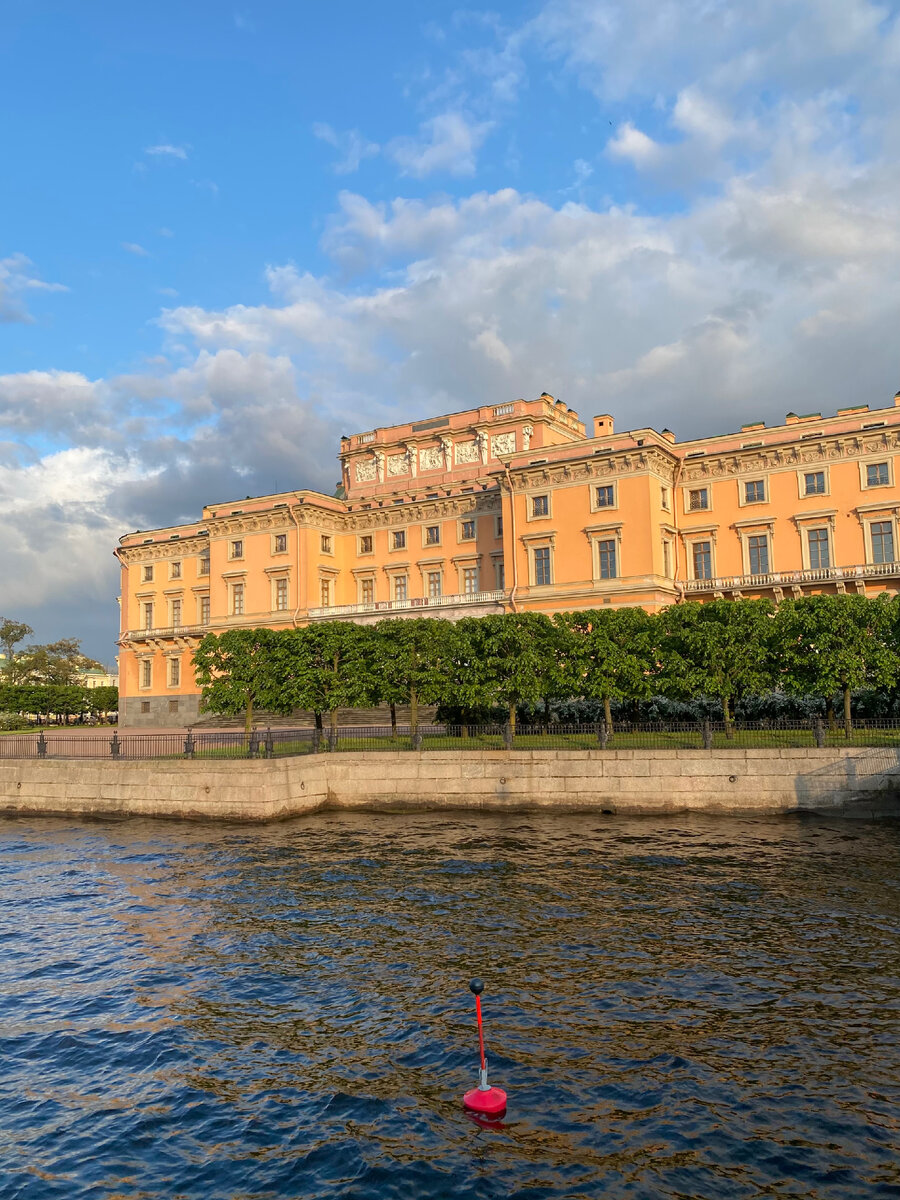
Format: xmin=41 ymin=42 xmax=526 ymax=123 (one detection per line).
xmin=77 ymin=668 xmax=119 ymax=690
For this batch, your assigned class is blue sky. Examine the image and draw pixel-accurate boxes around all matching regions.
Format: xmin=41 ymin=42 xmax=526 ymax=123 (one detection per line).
xmin=2 ymin=0 xmax=900 ymax=661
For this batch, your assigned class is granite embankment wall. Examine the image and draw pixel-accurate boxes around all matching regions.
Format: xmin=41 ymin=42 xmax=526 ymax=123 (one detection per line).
xmin=1 ymin=748 xmax=899 ymax=821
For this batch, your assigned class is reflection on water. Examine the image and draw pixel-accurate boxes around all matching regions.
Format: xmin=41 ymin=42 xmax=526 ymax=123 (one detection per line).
xmin=1 ymin=812 xmax=899 ymax=1199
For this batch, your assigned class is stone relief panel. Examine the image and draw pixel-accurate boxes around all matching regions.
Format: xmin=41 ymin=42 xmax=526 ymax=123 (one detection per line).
xmin=491 ymin=432 xmax=516 ymax=457
xmin=387 ymin=453 xmax=409 ymax=477
xmin=420 ymin=447 xmax=443 ymax=471
xmin=355 ymin=457 xmax=377 ymax=483
xmin=455 ymin=440 xmax=479 ymax=464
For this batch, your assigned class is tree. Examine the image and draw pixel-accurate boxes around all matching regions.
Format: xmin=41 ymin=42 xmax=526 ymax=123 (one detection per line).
xmin=0 ymin=618 xmax=33 ymax=681
xmin=774 ymin=593 xmax=897 ymax=732
xmin=281 ymin=622 xmax=375 ymax=745
xmin=453 ymin=613 xmax=564 ymax=733
xmin=657 ymin=599 xmax=777 ymax=736
xmin=556 ymin=607 xmax=656 ymax=729
xmin=193 ymin=628 xmax=285 ymax=735
xmin=87 ymin=685 xmax=119 ymax=721
xmin=369 ymin=618 xmax=458 ymax=738
xmin=18 ymin=638 xmax=105 ymax=686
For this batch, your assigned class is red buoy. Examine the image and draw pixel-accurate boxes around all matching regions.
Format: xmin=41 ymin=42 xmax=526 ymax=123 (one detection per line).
xmin=462 ymin=978 xmax=507 ymax=1117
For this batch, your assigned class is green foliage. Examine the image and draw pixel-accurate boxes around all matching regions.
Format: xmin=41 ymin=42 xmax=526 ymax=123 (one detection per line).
xmin=0 ymin=711 xmax=31 ymax=731
xmin=656 ymin=599 xmax=777 ymax=728
xmin=278 ymin=622 xmax=374 ymax=739
xmin=368 ymin=618 xmax=458 ymax=733
xmin=555 ymin=607 xmax=656 ymax=726
xmin=193 ymin=628 xmax=285 ymax=734
xmin=774 ymin=593 xmax=898 ymax=728
xmin=0 ymin=618 xmax=34 ymax=681
xmin=452 ymin=612 xmax=564 ymax=728
xmin=87 ymin=686 xmax=119 ymax=716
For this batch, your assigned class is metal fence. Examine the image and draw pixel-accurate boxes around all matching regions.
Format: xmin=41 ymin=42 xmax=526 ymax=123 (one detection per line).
xmin=2 ymin=718 xmax=900 ymax=760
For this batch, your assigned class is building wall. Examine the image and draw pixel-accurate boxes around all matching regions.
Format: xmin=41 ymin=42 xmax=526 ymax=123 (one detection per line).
xmin=115 ymin=392 xmax=900 ymax=726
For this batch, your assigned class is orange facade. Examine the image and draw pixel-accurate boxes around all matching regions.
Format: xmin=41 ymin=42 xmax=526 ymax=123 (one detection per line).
xmin=116 ymin=392 xmax=900 ymax=725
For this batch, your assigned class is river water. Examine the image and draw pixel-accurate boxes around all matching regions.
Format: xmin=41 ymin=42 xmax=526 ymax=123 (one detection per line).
xmin=1 ymin=812 xmax=898 ymax=1199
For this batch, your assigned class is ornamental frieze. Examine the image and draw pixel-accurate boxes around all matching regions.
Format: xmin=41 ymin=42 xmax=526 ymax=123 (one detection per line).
xmin=118 ymin=534 xmax=209 ymax=563
xmin=679 ymin=430 xmax=900 ymax=483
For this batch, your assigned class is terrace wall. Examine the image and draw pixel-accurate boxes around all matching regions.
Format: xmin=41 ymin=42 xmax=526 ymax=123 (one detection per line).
xmin=1 ymin=748 xmax=898 ymax=821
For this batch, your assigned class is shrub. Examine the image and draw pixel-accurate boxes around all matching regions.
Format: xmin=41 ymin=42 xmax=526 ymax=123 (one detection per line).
xmin=0 ymin=711 xmax=31 ymax=731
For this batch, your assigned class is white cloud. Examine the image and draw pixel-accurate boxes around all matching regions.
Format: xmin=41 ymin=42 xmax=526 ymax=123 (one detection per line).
xmin=0 ymin=255 xmax=68 ymax=324
xmin=388 ymin=112 xmax=492 ymax=177
xmin=606 ymin=122 xmax=663 ymax=167
xmin=312 ymin=123 xmax=379 ymax=173
xmin=122 ymin=242 xmax=150 ymax=257
xmin=145 ymin=143 xmax=189 ymax=160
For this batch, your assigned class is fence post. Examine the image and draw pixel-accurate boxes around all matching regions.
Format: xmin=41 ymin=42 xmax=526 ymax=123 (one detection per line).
xmin=110 ymin=732 xmax=121 ymax=758
xmin=248 ymin=730 xmax=259 ymax=759
xmin=598 ymin=719 xmax=609 ymax=749
xmin=312 ymin=727 xmax=321 ymax=754
xmin=265 ymin=727 xmax=274 ymax=759
xmin=412 ymin=728 xmax=423 ymax=751
xmin=502 ymin=722 xmax=513 ymax=750
xmin=37 ymin=731 xmax=47 ymax=759
xmin=184 ymin=728 xmax=195 ymax=759
xmin=812 ymin=717 xmax=825 ymax=748
xmin=702 ymin=719 xmax=713 ymax=750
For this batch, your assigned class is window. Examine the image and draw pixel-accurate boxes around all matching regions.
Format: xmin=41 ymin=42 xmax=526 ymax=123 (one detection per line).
xmin=692 ymin=541 xmax=712 ymax=580
xmin=534 ymin=546 xmax=551 ymax=586
xmin=660 ymin=487 xmax=670 ymax=510
xmin=425 ymin=525 xmax=440 ymax=545
xmin=274 ymin=533 xmax=287 ymax=554
xmin=320 ymin=579 xmax=331 ymax=607
xmin=232 ymin=582 xmax=244 ymax=615
xmin=427 ymin=571 xmax=442 ymax=598
xmin=169 ymin=658 xmax=181 ymax=687
xmin=745 ymin=479 xmax=765 ymax=503
xmin=532 ymin=494 xmax=549 ymax=517
xmin=143 ymin=602 xmax=154 ymax=630
xmin=689 ymin=488 xmax=709 ymax=511
xmin=198 ymin=556 xmax=210 ymax=576
xmin=142 ymin=565 xmax=154 ymax=582
xmin=321 ymin=534 xmax=332 ymax=553
xmin=141 ymin=659 xmax=152 ymax=689
xmin=171 ymin=598 xmax=182 ymax=626
xmin=463 ymin=567 xmax=479 ymax=594
xmin=200 ymin=595 xmax=210 ymax=624
xmin=168 ymin=699 xmax=180 ymax=714
xmin=662 ymin=541 xmax=671 ymax=577
xmin=495 ymin=561 xmax=505 ymax=589
xmin=495 ymin=515 xmax=503 ymax=537
xmin=359 ymin=535 xmax=373 ymax=554
xmin=275 ymin=578 xmax=288 ymax=611
xmin=807 ymin=528 xmax=830 ymax=569
xmin=461 ymin=519 xmax=476 ymax=540
xmin=748 ymin=534 xmax=769 ymax=575
xmin=598 ymin=539 xmax=617 ymax=579
xmin=170 ymin=561 xmax=182 ymax=579
xmin=866 ymin=462 xmax=890 ymax=487
xmin=804 ymin=471 xmax=825 ymax=496
xmin=595 ymin=485 xmax=614 ymax=508
xmin=871 ymin=521 xmax=895 ymax=564
xmin=231 ymin=539 xmax=243 ymax=559
xmin=393 ymin=575 xmax=408 ymax=602
xmin=392 ymin=530 xmax=406 ymax=550
xmin=361 ymin=578 xmax=374 ymax=604
xmin=141 ymin=700 xmax=151 ymax=714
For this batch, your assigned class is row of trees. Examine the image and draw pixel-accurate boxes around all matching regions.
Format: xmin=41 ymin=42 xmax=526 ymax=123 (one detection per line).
xmin=193 ymin=594 xmax=900 ymax=737
xmin=0 ymin=685 xmax=119 ymax=727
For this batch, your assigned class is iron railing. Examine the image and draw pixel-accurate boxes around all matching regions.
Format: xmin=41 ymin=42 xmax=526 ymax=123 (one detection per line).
xmin=2 ymin=719 xmax=899 ymax=760
xmin=307 ymin=589 xmax=507 ymax=619
xmin=684 ymin=561 xmax=900 ymax=594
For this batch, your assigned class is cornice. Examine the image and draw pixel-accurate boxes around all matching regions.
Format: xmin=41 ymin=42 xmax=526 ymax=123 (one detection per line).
xmin=507 ymin=447 xmax=677 ymax=491
xmin=117 ymin=533 xmax=208 ymax=563
xmin=680 ymin=429 xmax=900 ymax=483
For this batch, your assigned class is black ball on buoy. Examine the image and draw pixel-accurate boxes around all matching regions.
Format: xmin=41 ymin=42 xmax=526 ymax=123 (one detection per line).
xmin=469 ymin=978 xmax=484 ymax=995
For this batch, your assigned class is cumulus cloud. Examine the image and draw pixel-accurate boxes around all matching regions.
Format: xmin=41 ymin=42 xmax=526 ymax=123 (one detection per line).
xmin=388 ymin=112 xmax=492 ymax=177
xmin=0 ymin=254 xmax=68 ymax=323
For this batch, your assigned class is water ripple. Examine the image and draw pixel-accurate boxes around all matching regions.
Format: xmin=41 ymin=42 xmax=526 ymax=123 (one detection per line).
xmin=0 ymin=812 xmax=898 ymax=1199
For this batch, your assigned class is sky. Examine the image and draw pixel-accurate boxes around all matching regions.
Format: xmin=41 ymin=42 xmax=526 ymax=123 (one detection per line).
xmin=2 ymin=0 xmax=900 ymax=664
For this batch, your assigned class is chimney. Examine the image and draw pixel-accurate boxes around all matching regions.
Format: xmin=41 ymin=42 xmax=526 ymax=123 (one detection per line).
xmin=660 ymin=428 xmax=676 ymax=444
xmin=593 ymin=414 xmax=614 ymax=438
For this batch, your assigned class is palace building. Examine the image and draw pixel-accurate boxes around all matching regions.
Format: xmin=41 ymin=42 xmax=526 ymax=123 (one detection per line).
xmin=115 ymin=391 xmax=900 ymax=726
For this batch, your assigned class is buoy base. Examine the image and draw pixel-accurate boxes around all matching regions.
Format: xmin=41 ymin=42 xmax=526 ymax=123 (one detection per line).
xmin=463 ymin=1086 xmax=507 ymax=1117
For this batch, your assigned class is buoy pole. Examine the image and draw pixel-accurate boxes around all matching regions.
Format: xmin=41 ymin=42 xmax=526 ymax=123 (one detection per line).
xmin=462 ymin=978 xmax=508 ymax=1117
